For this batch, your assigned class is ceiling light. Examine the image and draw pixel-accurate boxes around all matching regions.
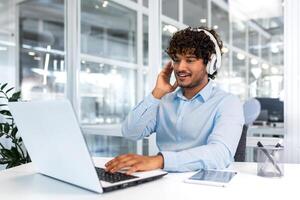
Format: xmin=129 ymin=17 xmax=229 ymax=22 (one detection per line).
xmin=102 ymin=1 xmax=108 ymax=7
xmin=262 ymin=63 xmax=269 ymax=69
xmin=250 ymin=58 xmax=258 ymax=65
xmin=222 ymin=47 xmax=229 ymax=53
xmin=200 ymin=18 xmax=206 ymax=23
xmin=28 ymin=51 xmax=35 ymax=56
xmin=271 ymin=67 xmax=279 ymax=74
xmin=236 ymin=53 xmax=245 ymax=60
xmin=271 ymin=46 xmax=279 ymax=53
xmin=0 ymin=46 xmax=7 ymax=51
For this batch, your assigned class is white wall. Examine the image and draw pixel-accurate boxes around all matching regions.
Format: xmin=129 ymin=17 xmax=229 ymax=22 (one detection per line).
xmin=284 ymin=0 xmax=300 ymax=163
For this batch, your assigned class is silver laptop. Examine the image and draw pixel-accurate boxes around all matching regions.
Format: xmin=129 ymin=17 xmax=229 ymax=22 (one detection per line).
xmin=8 ymin=99 xmax=167 ymax=193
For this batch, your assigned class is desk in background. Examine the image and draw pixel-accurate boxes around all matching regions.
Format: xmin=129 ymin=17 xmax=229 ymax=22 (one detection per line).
xmin=0 ymin=157 xmax=299 ymax=200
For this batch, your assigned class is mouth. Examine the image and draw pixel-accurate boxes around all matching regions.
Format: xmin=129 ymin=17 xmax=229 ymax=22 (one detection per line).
xmin=176 ymin=72 xmax=191 ymax=79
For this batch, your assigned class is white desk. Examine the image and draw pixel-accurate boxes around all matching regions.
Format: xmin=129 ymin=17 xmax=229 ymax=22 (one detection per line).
xmin=1 ymin=157 xmax=299 ymax=200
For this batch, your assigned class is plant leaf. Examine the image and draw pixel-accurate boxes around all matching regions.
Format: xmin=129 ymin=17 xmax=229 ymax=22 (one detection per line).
xmin=11 ymin=127 xmax=18 ymax=138
xmin=9 ymin=91 xmax=21 ymax=102
xmin=0 ymin=158 xmax=9 ymax=165
xmin=0 ymin=83 xmax=8 ymax=90
xmin=6 ymin=87 xmax=14 ymax=94
xmin=0 ymin=110 xmax=12 ymax=116
xmin=4 ymin=123 xmax=10 ymax=133
xmin=0 ymin=149 xmax=13 ymax=157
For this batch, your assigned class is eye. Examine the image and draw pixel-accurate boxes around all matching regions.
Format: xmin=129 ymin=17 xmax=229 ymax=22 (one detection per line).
xmin=186 ymin=58 xmax=196 ymax=63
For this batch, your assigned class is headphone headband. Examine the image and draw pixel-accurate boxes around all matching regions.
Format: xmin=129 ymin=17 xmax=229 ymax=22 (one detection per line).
xmin=188 ymin=27 xmax=222 ymax=75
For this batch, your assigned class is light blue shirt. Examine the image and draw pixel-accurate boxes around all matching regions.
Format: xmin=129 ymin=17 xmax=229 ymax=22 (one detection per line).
xmin=122 ymin=81 xmax=244 ymax=172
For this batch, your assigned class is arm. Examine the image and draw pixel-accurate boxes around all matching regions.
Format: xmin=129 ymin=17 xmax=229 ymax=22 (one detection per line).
xmin=161 ymin=95 xmax=244 ymax=172
xmin=122 ymin=61 xmax=178 ymax=140
xmin=121 ymin=94 xmax=160 ymax=140
xmin=106 ymin=61 xmax=177 ymax=174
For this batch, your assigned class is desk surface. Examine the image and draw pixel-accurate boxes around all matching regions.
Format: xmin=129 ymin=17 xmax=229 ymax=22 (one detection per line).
xmin=1 ymin=157 xmax=299 ymax=200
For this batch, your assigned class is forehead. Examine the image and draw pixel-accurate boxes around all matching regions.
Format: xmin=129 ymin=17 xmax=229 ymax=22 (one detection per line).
xmin=175 ymin=54 xmax=197 ymax=59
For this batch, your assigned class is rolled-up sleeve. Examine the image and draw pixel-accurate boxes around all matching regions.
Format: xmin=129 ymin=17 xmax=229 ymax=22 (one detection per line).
xmin=122 ymin=94 xmax=160 ymax=140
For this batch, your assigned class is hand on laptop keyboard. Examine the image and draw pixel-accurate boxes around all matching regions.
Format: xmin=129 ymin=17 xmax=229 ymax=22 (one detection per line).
xmin=95 ymin=167 xmax=137 ymax=183
xmin=105 ymin=154 xmax=164 ymax=175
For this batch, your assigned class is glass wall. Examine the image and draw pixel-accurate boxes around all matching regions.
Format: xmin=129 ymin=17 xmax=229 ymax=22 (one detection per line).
xmin=80 ymin=0 xmax=137 ymax=125
xmin=19 ymin=0 xmax=65 ymax=100
xmin=11 ymin=0 xmax=284 ymax=159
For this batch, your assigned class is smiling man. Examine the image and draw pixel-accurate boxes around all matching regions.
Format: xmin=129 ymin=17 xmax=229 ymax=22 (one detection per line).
xmin=105 ymin=27 xmax=244 ymax=174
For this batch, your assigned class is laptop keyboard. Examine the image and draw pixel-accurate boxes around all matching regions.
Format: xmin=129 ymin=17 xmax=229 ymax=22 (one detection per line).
xmin=95 ymin=167 xmax=138 ymax=183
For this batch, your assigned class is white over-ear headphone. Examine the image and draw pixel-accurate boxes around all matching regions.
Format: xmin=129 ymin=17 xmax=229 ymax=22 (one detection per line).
xmin=190 ymin=28 xmax=222 ymax=75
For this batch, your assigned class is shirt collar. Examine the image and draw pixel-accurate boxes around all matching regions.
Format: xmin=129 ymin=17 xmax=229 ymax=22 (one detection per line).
xmin=175 ymin=80 xmax=213 ymax=102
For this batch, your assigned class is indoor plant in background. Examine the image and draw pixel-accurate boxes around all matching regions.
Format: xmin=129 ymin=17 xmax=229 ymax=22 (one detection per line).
xmin=0 ymin=83 xmax=30 ymax=169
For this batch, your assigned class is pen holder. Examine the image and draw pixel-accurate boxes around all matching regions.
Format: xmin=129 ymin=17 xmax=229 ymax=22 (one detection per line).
xmin=256 ymin=145 xmax=284 ymax=177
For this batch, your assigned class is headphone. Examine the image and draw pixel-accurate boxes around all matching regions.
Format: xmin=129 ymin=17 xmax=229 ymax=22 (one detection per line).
xmin=189 ymin=28 xmax=222 ymax=75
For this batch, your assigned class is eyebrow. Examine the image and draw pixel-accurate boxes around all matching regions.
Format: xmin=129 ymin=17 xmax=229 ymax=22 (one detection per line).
xmin=185 ymin=55 xmax=197 ymax=58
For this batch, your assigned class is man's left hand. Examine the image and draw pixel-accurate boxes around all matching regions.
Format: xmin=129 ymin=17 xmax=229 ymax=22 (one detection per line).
xmin=105 ymin=154 xmax=164 ymax=175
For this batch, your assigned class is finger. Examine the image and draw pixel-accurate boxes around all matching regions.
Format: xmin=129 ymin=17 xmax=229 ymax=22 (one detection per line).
xmin=105 ymin=154 xmax=136 ymax=172
xmin=126 ymin=163 xmax=142 ymax=175
xmin=105 ymin=154 xmax=133 ymax=167
xmin=105 ymin=154 xmax=131 ymax=169
xmin=171 ymin=81 xmax=178 ymax=91
xmin=110 ymin=159 xmax=140 ymax=173
xmin=164 ymin=61 xmax=173 ymax=73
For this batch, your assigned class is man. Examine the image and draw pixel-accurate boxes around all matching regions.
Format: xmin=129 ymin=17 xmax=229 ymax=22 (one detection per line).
xmin=105 ymin=27 xmax=244 ymax=174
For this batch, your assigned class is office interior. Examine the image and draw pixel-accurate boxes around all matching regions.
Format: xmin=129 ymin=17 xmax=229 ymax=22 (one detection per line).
xmin=1 ymin=0 xmax=299 ymax=172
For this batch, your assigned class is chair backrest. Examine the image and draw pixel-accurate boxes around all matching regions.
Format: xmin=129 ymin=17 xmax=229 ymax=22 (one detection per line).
xmin=243 ymin=98 xmax=261 ymax=125
xmin=234 ymin=98 xmax=261 ymax=162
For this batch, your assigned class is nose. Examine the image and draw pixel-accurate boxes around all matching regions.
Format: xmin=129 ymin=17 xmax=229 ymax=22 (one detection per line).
xmin=175 ymin=60 xmax=188 ymax=71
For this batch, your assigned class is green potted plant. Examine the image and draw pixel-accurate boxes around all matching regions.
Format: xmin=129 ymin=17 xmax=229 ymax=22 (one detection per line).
xmin=0 ymin=83 xmax=30 ymax=169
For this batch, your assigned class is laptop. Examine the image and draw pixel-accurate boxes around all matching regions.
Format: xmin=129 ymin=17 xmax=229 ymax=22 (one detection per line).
xmin=8 ymin=99 xmax=167 ymax=193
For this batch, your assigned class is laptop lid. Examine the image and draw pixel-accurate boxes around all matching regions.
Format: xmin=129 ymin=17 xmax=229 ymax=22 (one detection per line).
xmin=9 ymin=100 xmax=103 ymax=193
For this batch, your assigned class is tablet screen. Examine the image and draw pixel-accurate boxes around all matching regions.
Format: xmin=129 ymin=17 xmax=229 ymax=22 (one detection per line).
xmin=188 ymin=169 xmax=237 ymax=183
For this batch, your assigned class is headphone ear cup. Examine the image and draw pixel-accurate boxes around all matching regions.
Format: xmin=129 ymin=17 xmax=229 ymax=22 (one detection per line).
xmin=207 ymin=54 xmax=217 ymax=74
xmin=206 ymin=60 xmax=211 ymax=74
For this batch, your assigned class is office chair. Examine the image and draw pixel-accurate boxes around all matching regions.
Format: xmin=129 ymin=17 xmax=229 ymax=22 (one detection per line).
xmin=234 ymin=98 xmax=261 ymax=162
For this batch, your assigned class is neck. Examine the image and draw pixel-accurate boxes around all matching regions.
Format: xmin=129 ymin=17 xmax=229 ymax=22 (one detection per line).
xmin=183 ymin=78 xmax=209 ymax=99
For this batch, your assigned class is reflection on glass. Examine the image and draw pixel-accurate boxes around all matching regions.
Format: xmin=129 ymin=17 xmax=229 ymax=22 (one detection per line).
xmin=143 ymin=15 xmax=148 ymax=66
xmin=161 ymin=23 xmax=178 ymax=66
xmin=248 ymin=27 xmax=259 ymax=56
xmin=162 ymin=0 xmax=179 ymax=20
xmin=80 ymin=61 xmax=136 ymax=125
xmin=183 ymin=0 xmax=207 ymax=27
xmin=19 ymin=0 xmax=65 ymax=100
xmin=261 ymin=36 xmax=270 ymax=62
xmin=211 ymin=2 xmax=229 ymax=42
xmin=81 ymin=0 xmax=137 ymax=63
xmin=232 ymin=18 xmax=246 ymax=50
xmin=84 ymin=134 xmax=138 ymax=156
xmin=231 ymin=52 xmax=247 ymax=100
xmin=215 ymin=48 xmax=230 ymax=92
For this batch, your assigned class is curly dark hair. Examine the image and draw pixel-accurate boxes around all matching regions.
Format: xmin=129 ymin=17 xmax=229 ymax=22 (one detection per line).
xmin=166 ymin=26 xmax=223 ymax=79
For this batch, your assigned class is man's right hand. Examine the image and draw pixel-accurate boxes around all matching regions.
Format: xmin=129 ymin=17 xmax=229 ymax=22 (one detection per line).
xmin=152 ymin=61 xmax=178 ymax=99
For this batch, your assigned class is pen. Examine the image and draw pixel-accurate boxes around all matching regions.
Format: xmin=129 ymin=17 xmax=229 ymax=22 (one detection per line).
xmin=257 ymin=141 xmax=282 ymax=176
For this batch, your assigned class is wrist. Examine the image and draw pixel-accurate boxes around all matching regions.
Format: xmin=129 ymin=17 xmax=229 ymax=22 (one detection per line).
xmin=153 ymin=153 xmax=164 ymax=169
xmin=152 ymin=88 xmax=167 ymax=99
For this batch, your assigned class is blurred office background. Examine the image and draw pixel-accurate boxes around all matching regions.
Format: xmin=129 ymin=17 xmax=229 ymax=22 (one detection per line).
xmin=0 ymin=0 xmax=285 ymax=162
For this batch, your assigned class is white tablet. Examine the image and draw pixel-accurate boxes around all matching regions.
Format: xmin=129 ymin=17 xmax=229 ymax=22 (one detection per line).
xmin=184 ymin=169 xmax=237 ymax=187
